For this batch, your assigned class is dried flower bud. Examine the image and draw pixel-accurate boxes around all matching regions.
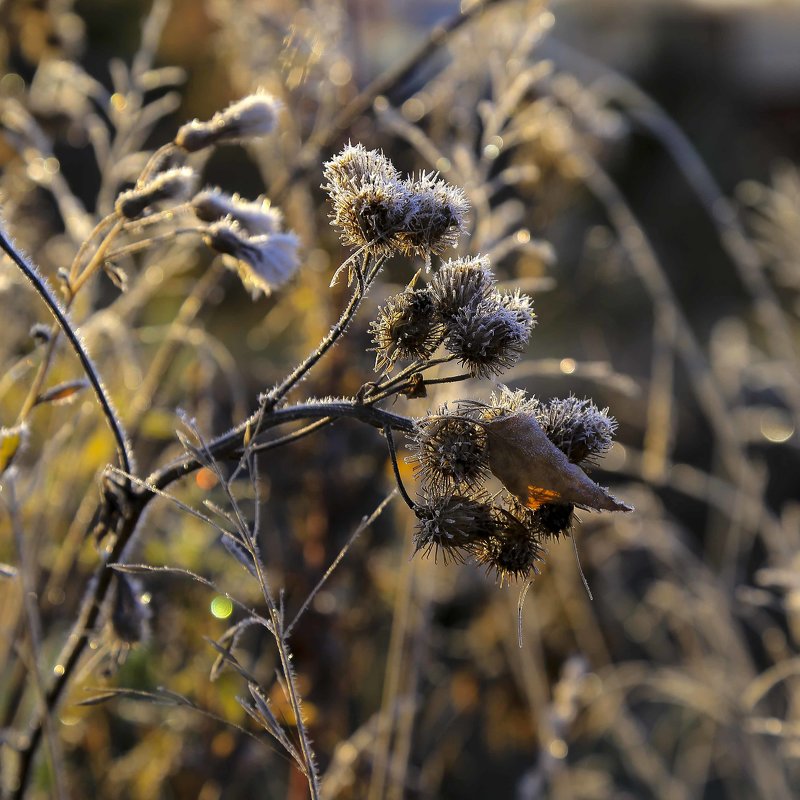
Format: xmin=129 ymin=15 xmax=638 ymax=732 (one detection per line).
xmin=175 ymin=91 xmax=282 ymax=152
xmin=192 ymin=188 xmax=282 ymax=235
xmin=473 ymin=507 xmax=544 ymax=584
xmin=428 ymin=255 xmax=495 ymax=321
xmin=323 ymin=146 xmax=410 ymax=257
xmin=444 ymin=299 xmax=529 ymax=377
xmin=370 ymin=288 xmax=442 ymax=370
xmin=409 ymin=406 xmax=489 ymax=492
xmin=203 ymin=219 xmax=300 ymax=299
xmin=396 ymin=172 xmax=469 ymax=261
xmin=534 ymin=396 xmax=616 ymax=465
xmin=115 ymin=167 xmax=196 ymax=220
xmin=413 ymin=492 xmax=495 ymax=563
xmin=111 ymin=574 xmax=151 ymax=645
xmin=323 ymin=145 xmax=468 ymax=261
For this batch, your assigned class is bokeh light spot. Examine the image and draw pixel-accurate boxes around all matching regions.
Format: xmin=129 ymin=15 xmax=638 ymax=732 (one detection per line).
xmin=210 ymin=595 xmax=233 ymax=619
xmin=760 ymin=408 xmax=794 ymax=444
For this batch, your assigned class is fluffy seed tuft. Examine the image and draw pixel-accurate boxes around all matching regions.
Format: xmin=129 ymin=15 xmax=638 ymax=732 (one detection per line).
xmin=115 ymin=167 xmax=196 ymax=220
xmin=192 ymin=188 xmax=282 ymax=235
xmin=175 ymin=91 xmax=282 ymax=152
xmin=203 ymin=219 xmax=300 ymax=299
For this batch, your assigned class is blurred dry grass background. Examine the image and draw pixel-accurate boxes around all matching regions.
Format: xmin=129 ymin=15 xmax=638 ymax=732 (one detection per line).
xmin=1 ymin=0 xmax=800 ymax=798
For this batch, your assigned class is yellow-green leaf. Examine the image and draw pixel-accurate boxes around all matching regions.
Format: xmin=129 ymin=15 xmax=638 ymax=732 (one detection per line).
xmin=0 ymin=425 xmax=27 ymax=473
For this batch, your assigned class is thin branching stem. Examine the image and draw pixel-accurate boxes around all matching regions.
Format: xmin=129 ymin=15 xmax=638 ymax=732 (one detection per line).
xmin=366 ymin=370 xmax=471 ymax=404
xmin=251 ymin=418 xmax=335 ymax=455
xmin=103 ymin=227 xmax=204 ymax=261
xmin=0 ymin=226 xmax=134 ymax=475
xmin=2 ymin=479 xmax=68 ymax=800
xmin=266 ymin=252 xmax=376 ymax=408
xmin=12 ymin=399 xmax=414 ymax=795
xmin=152 ymin=401 xmax=414 ymax=490
xmin=368 ymin=354 xmax=456 ymax=399
xmin=384 ymin=425 xmax=417 ymax=511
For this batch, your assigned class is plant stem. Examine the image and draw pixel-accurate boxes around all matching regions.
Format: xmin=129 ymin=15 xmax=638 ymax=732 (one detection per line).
xmin=266 ymin=253 xmax=374 ymax=408
xmin=0 ymin=225 xmax=134 ymax=476
xmin=384 ymin=425 xmax=417 ymax=511
xmin=11 ymin=399 xmax=414 ymax=796
xmin=151 ymin=401 xmax=414 ymax=490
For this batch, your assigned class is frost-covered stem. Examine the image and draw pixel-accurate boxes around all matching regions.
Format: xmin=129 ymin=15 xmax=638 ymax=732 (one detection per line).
xmin=4 ymin=479 xmax=68 ymax=800
xmin=285 ymin=490 xmax=397 ymax=637
xmin=265 ymin=253 xmax=374 ymax=408
xmin=137 ymin=142 xmax=177 ymax=184
xmin=13 ymin=401 xmax=413 ymax=794
xmin=365 ymin=359 xmax=463 ymax=404
xmin=151 ymin=401 xmax=414 ymax=490
xmin=0 ymin=225 xmax=134 ymax=476
xmin=210 ymin=454 xmax=321 ymax=795
xmin=16 ymin=213 xmax=122 ymax=421
xmin=11 ymin=489 xmax=148 ymax=799
xmin=104 ymin=227 xmax=204 ymax=261
xmin=268 ymin=608 xmax=321 ymax=796
xmin=67 ymin=212 xmax=119 ymax=284
xmin=69 ymin=217 xmax=125 ymax=295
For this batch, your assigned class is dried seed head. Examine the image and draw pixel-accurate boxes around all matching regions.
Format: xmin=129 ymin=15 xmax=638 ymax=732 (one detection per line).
xmin=534 ymin=396 xmax=617 ymax=465
xmin=115 ymin=167 xmax=196 ymax=219
xmin=370 ymin=288 xmax=442 ymax=370
xmin=175 ymin=91 xmax=282 ymax=152
xmin=409 ymin=406 xmax=490 ymax=492
xmin=396 ymin=172 xmax=469 ymax=261
xmin=323 ymin=146 xmax=469 ymax=260
xmin=531 ymin=502 xmax=575 ymax=540
xmin=192 ymin=188 xmax=282 ymax=235
xmin=413 ymin=492 xmax=495 ymax=563
xmin=480 ymin=385 xmax=539 ymax=421
xmin=473 ymin=507 xmax=544 ymax=584
xmin=444 ymin=299 xmax=530 ymax=377
xmin=499 ymin=289 xmax=536 ymax=336
xmin=203 ymin=219 xmax=300 ymax=298
xmin=323 ymin=142 xmax=401 ymax=187
xmin=325 ymin=173 xmax=411 ymax=257
xmin=428 ymin=255 xmax=495 ymax=321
